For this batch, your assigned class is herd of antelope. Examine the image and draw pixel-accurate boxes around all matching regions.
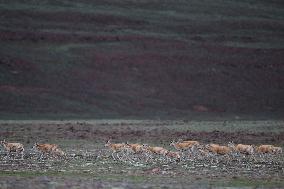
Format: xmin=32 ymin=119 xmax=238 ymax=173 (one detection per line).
xmin=105 ymin=140 xmax=283 ymax=162
xmin=0 ymin=139 xmax=282 ymax=162
xmin=0 ymin=140 xmax=65 ymax=160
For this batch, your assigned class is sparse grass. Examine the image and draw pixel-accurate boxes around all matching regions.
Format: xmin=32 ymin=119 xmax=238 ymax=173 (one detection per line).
xmin=0 ymin=1 xmax=283 ymax=188
xmin=0 ymin=119 xmax=283 ymax=133
xmin=214 ymin=178 xmax=284 ymax=188
xmin=0 ymin=120 xmax=283 ymax=188
xmin=0 ymin=153 xmax=283 ymax=188
xmin=0 ymin=171 xmax=67 ymax=177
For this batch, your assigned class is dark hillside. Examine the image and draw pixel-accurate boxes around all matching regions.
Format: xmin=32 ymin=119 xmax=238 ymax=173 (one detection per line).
xmin=0 ymin=0 xmax=283 ymax=119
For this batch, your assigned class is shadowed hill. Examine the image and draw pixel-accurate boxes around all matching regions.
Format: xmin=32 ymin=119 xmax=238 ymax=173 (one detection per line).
xmin=0 ymin=0 xmax=283 ymax=119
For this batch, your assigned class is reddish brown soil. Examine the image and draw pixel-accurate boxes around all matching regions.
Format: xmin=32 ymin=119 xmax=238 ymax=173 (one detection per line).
xmin=0 ymin=1 xmax=283 ymax=118
xmin=0 ymin=122 xmax=283 ymax=146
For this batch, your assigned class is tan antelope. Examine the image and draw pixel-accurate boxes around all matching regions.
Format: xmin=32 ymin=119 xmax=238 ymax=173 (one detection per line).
xmin=125 ymin=143 xmax=144 ymax=154
xmin=228 ymin=142 xmax=254 ymax=155
xmin=256 ymin=145 xmax=274 ymax=154
xmin=0 ymin=139 xmax=24 ymax=159
xmin=256 ymin=145 xmax=282 ymax=154
xmin=105 ymin=140 xmax=128 ymax=160
xmin=206 ymin=144 xmax=232 ymax=155
xmin=33 ymin=143 xmax=65 ymax=159
xmin=142 ymin=144 xmax=169 ymax=157
xmin=182 ymin=140 xmax=200 ymax=146
xmin=170 ymin=140 xmax=198 ymax=151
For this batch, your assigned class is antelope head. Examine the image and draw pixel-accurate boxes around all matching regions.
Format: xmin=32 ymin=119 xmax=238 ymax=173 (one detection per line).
xmin=32 ymin=143 xmax=39 ymax=150
xmin=177 ymin=139 xmax=183 ymax=143
xmin=170 ymin=140 xmax=176 ymax=146
xmin=104 ymin=139 xmax=111 ymax=147
xmin=0 ymin=139 xmax=7 ymax=145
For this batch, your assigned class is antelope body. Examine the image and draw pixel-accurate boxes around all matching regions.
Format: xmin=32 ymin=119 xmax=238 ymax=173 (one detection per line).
xmin=236 ymin=144 xmax=254 ymax=155
xmin=257 ymin=145 xmax=274 ymax=153
xmin=170 ymin=141 xmax=198 ymax=151
xmin=125 ymin=143 xmax=144 ymax=153
xmin=142 ymin=145 xmax=169 ymax=156
xmin=228 ymin=142 xmax=254 ymax=155
xmin=182 ymin=140 xmax=200 ymax=146
xmin=206 ymin=144 xmax=232 ymax=155
xmin=105 ymin=140 xmax=128 ymax=160
xmin=0 ymin=140 xmax=24 ymax=159
xmin=33 ymin=143 xmax=65 ymax=158
xmin=256 ymin=145 xmax=282 ymax=154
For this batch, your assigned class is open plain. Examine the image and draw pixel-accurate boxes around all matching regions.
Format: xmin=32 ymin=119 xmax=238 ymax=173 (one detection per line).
xmin=0 ymin=120 xmax=283 ymax=188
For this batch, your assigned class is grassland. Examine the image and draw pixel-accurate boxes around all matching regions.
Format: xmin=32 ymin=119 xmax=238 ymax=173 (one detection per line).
xmin=0 ymin=120 xmax=283 ymax=188
xmin=0 ymin=0 xmax=283 ymax=188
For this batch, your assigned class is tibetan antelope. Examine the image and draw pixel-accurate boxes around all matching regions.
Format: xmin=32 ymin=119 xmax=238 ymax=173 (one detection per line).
xmin=124 ymin=142 xmax=152 ymax=163
xmin=105 ymin=140 xmax=128 ymax=160
xmin=0 ymin=140 xmax=24 ymax=159
xmin=170 ymin=140 xmax=198 ymax=151
xmin=205 ymin=144 xmax=232 ymax=155
xmin=256 ymin=145 xmax=282 ymax=154
xmin=142 ymin=144 xmax=169 ymax=161
xmin=228 ymin=142 xmax=254 ymax=155
xmin=256 ymin=145 xmax=274 ymax=154
xmin=33 ymin=143 xmax=65 ymax=159
xmin=182 ymin=140 xmax=200 ymax=146
xmin=125 ymin=143 xmax=144 ymax=154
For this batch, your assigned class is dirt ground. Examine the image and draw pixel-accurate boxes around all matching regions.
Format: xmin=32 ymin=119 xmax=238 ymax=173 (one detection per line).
xmin=0 ymin=120 xmax=283 ymax=189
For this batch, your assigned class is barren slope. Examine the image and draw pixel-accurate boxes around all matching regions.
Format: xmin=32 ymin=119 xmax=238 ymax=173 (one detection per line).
xmin=0 ymin=0 xmax=283 ymax=119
